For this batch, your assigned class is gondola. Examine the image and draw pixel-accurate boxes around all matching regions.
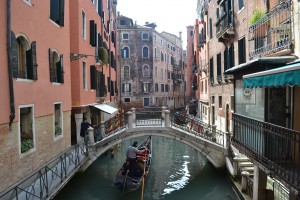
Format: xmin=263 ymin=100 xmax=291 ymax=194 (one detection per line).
xmin=114 ymin=136 xmax=152 ymax=193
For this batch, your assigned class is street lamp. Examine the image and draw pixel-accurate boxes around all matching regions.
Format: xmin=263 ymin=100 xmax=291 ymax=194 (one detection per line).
xmin=70 ymin=53 xmax=103 ymax=65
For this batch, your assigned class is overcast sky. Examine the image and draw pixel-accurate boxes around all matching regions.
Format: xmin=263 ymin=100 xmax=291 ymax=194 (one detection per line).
xmin=116 ymin=0 xmax=198 ymax=49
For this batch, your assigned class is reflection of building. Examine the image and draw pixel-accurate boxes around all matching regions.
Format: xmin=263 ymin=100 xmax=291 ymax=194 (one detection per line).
xmin=0 ymin=0 xmax=72 ymax=192
xmin=117 ymin=15 xmax=184 ymax=109
xmin=70 ymin=0 xmax=118 ymax=144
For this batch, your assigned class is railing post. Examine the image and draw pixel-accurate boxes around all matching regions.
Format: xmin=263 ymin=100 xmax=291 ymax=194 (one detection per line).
xmin=233 ymin=158 xmax=238 ymax=176
xmin=165 ymin=110 xmax=171 ymax=127
xmin=127 ymin=111 xmax=133 ymax=130
xmin=212 ymin=125 xmax=217 ymax=142
xmin=100 ymin=121 xmax=105 ymax=138
xmin=241 ymin=171 xmax=249 ymax=193
xmin=88 ymin=127 xmax=95 ymax=145
xmin=131 ymin=108 xmax=136 ymax=128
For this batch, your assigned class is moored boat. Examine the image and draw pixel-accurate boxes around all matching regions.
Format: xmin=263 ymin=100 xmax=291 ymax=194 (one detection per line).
xmin=114 ymin=136 xmax=152 ymax=193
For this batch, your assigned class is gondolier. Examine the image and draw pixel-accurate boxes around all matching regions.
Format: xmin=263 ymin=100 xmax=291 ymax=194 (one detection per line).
xmin=126 ymin=141 xmax=146 ymax=176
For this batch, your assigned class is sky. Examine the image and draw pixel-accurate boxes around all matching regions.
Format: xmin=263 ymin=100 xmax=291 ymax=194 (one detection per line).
xmin=116 ymin=0 xmax=199 ymax=49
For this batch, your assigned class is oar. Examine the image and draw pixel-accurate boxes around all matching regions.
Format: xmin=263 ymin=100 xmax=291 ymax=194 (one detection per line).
xmin=140 ymin=158 xmax=147 ymax=200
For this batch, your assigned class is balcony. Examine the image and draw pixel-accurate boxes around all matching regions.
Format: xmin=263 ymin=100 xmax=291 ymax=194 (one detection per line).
xmin=232 ymin=113 xmax=300 ymax=191
xmin=216 ymin=11 xmax=234 ymax=42
xmin=249 ymin=0 xmax=292 ymax=60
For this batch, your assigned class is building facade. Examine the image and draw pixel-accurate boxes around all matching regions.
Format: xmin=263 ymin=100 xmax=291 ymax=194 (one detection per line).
xmin=70 ymin=0 xmax=118 ymax=144
xmin=117 ymin=16 xmax=184 ymax=110
xmin=0 ymin=0 xmax=72 ymax=192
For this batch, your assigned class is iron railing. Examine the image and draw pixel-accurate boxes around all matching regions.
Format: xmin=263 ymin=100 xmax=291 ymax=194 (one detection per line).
xmin=249 ymin=0 xmax=292 ymax=59
xmin=171 ymin=112 xmax=226 ymax=147
xmin=232 ymin=113 xmax=300 ymax=191
xmin=0 ymin=143 xmax=88 ymax=200
xmin=216 ymin=10 xmax=234 ymax=39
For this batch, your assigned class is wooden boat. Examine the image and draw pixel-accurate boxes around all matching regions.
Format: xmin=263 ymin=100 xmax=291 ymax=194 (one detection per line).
xmin=114 ymin=136 xmax=152 ymax=193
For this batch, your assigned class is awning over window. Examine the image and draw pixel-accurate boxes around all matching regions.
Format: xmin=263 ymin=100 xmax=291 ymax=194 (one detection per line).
xmin=243 ymin=62 xmax=300 ymax=88
xmin=90 ymin=104 xmax=118 ymax=114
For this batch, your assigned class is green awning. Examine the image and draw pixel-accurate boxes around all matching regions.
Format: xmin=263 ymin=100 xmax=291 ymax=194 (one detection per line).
xmin=243 ymin=62 xmax=300 ymax=88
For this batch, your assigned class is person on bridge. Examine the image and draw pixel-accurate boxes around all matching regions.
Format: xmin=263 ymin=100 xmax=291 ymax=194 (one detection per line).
xmin=125 ymin=141 xmax=147 ymax=176
xmin=80 ymin=117 xmax=93 ymax=145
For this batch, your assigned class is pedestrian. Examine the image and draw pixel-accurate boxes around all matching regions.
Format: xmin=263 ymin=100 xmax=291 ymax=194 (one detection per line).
xmin=80 ymin=117 xmax=93 ymax=145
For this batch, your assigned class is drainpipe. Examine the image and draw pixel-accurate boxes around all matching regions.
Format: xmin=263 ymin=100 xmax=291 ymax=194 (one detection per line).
xmin=7 ymin=0 xmax=15 ymax=127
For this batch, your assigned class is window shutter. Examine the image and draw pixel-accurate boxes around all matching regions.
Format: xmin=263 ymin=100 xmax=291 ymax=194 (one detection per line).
xmin=111 ymin=31 xmax=115 ymax=43
xmin=90 ymin=65 xmax=96 ymax=89
xmin=129 ymin=83 xmax=131 ymax=92
xmin=49 ymin=48 xmax=55 ymax=82
xmin=141 ymin=83 xmax=144 ymax=92
xmin=26 ymin=41 xmax=37 ymax=80
xmin=107 ymin=77 xmax=110 ymax=92
xmin=98 ymin=0 xmax=103 ymax=17
xmin=111 ymin=81 xmax=114 ymax=96
xmin=11 ymin=31 xmax=19 ymax=78
xmin=90 ymin=20 xmax=96 ymax=47
xmin=57 ymin=55 xmax=65 ymax=83
xmin=100 ymin=72 xmax=105 ymax=97
xmin=122 ymin=83 xmax=125 ymax=93
xmin=59 ymin=0 xmax=65 ymax=26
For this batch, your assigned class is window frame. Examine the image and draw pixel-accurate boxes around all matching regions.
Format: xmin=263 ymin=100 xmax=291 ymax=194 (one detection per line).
xmin=142 ymin=33 xmax=149 ymax=40
xmin=54 ymin=102 xmax=63 ymax=139
xmin=142 ymin=46 xmax=149 ymax=58
xmin=19 ymin=104 xmax=35 ymax=154
xmin=83 ymin=61 xmax=87 ymax=90
xmin=122 ymin=32 xmax=129 ymax=40
xmin=82 ymin=10 xmax=86 ymax=39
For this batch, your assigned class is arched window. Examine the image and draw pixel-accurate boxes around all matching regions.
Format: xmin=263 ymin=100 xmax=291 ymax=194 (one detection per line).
xmin=122 ymin=46 xmax=129 ymax=58
xmin=49 ymin=48 xmax=64 ymax=83
xmin=143 ymin=65 xmax=150 ymax=77
xmin=123 ymin=65 xmax=130 ymax=78
xmin=142 ymin=46 xmax=149 ymax=58
xmin=13 ymin=34 xmax=37 ymax=80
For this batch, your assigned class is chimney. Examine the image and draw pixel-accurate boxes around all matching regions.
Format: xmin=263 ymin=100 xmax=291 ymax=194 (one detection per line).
xmin=179 ymin=31 xmax=182 ymax=40
xmin=135 ymin=21 xmax=137 ymax=26
xmin=117 ymin=11 xmax=120 ymax=17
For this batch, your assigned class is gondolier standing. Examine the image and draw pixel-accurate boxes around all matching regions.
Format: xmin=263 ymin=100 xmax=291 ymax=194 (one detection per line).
xmin=126 ymin=141 xmax=146 ymax=176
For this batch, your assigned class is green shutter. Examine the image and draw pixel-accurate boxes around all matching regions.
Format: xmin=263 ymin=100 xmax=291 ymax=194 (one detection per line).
xmin=107 ymin=77 xmax=110 ymax=92
xmin=59 ymin=0 xmax=65 ymax=26
xmin=49 ymin=48 xmax=55 ymax=82
xmin=57 ymin=55 xmax=64 ymax=83
xmin=90 ymin=65 xmax=96 ymax=89
xmin=90 ymin=20 xmax=96 ymax=47
xmin=11 ymin=31 xmax=19 ymax=78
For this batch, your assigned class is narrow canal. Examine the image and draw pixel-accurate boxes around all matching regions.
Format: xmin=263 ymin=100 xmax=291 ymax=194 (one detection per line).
xmin=54 ymin=136 xmax=239 ymax=200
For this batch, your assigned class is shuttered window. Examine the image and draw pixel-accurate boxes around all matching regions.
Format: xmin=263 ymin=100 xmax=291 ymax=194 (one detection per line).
xmin=238 ymin=37 xmax=246 ymax=64
xmin=209 ymin=57 xmax=214 ymax=83
xmin=90 ymin=65 xmax=96 ymax=90
xmin=49 ymin=49 xmax=64 ymax=83
xmin=122 ymin=83 xmax=131 ymax=93
xmin=50 ymin=0 xmax=64 ymax=26
xmin=90 ymin=20 xmax=97 ymax=47
xmin=229 ymin=44 xmax=235 ymax=68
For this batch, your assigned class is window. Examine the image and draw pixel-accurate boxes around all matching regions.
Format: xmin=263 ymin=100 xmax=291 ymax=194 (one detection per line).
xmin=155 ymin=66 xmax=157 ymax=78
xmin=161 ymin=84 xmax=164 ymax=92
xmin=122 ymin=33 xmax=129 ymax=40
xmin=161 ymin=51 xmax=164 ymax=61
xmin=238 ymin=0 xmax=244 ymax=10
xmin=143 ymin=98 xmax=150 ymax=107
xmin=209 ymin=57 xmax=214 ymax=83
xmin=82 ymin=10 xmax=86 ymax=39
xmin=238 ymin=37 xmax=246 ymax=64
xmin=142 ymin=46 xmax=149 ymax=58
xmin=49 ymin=49 xmax=64 ymax=83
xmin=142 ymin=33 xmax=149 ymax=40
xmin=143 ymin=65 xmax=150 ymax=77
xmin=219 ymin=95 xmax=222 ymax=109
xmin=19 ymin=105 xmax=35 ymax=154
xmin=154 ymin=48 xmax=157 ymax=58
xmin=142 ymin=83 xmax=150 ymax=93
xmin=124 ymin=65 xmax=130 ymax=78
xmin=50 ymin=0 xmax=65 ymax=26
xmin=209 ymin=18 xmax=213 ymax=39
xmin=120 ymin=19 xmax=125 ymax=25
xmin=90 ymin=20 xmax=97 ymax=47
xmin=231 ymin=95 xmax=234 ymax=111
xmin=90 ymin=65 xmax=97 ymax=90
xmin=217 ymin=53 xmax=221 ymax=82
xmin=212 ymin=95 xmax=215 ymax=104
xmin=122 ymin=46 xmax=129 ymax=58
xmin=91 ymin=0 xmax=94 ymax=4
xmin=124 ymin=98 xmax=131 ymax=103
xmin=122 ymin=83 xmax=131 ymax=93
xmin=155 ymin=83 xmax=158 ymax=92
xmin=54 ymin=103 xmax=63 ymax=137
xmin=229 ymin=44 xmax=235 ymax=68
xmin=83 ymin=62 xmax=87 ymax=89
xmin=13 ymin=34 xmax=37 ymax=80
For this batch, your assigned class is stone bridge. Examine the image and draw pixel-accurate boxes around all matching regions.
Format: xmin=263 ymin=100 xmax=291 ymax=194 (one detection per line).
xmin=86 ymin=108 xmax=230 ymax=169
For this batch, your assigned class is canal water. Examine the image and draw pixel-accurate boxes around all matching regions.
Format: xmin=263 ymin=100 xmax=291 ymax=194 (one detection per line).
xmin=54 ymin=136 xmax=239 ymax=200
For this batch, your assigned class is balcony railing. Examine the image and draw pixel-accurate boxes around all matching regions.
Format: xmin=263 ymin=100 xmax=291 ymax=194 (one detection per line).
xmin=249 ymin=0 xmax=292 ymax=59
xmin=232 ymin=113 xmax=300 ymax=190
xmin=216 ymin=10 xmax=234 ymax=41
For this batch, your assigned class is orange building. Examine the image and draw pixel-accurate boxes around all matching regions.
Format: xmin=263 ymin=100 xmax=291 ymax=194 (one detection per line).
xmin=69 ymin=0 xmax=118 ymax=144
xmin=0 ymin=0 xmax=71 ymax=192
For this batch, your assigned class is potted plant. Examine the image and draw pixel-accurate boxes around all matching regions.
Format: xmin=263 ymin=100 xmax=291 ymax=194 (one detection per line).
xmin=249 ymin=9 xmax=267 ymax=37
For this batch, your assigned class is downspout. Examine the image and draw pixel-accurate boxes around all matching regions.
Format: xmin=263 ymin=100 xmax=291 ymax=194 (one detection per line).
xmin=7 ymin=0 xmax=15 ymax=127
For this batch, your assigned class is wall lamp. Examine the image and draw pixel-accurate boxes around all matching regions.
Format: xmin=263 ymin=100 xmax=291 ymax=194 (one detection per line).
xmin=70 ymin=53 xmax=103 ymax=65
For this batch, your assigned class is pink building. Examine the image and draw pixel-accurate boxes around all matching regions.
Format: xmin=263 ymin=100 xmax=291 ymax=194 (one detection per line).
xmin=69 ymin=0 xmax=118 ymax=144
xmin=0 ymin=0 xmax=71 ymax=191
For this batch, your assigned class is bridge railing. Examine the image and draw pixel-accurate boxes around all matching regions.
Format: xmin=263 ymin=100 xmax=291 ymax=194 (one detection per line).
xmin=0 ymin=143 xmax=87 ymax=200
xmin=135 ymin=108 xmax=162 ymax=127
xmin=170 ymin=111 xmax=227 ymax=147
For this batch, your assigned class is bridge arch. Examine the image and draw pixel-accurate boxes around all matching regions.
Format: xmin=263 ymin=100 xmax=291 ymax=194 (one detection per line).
xmin=91 ymin=127 xmax=227 ymax=168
